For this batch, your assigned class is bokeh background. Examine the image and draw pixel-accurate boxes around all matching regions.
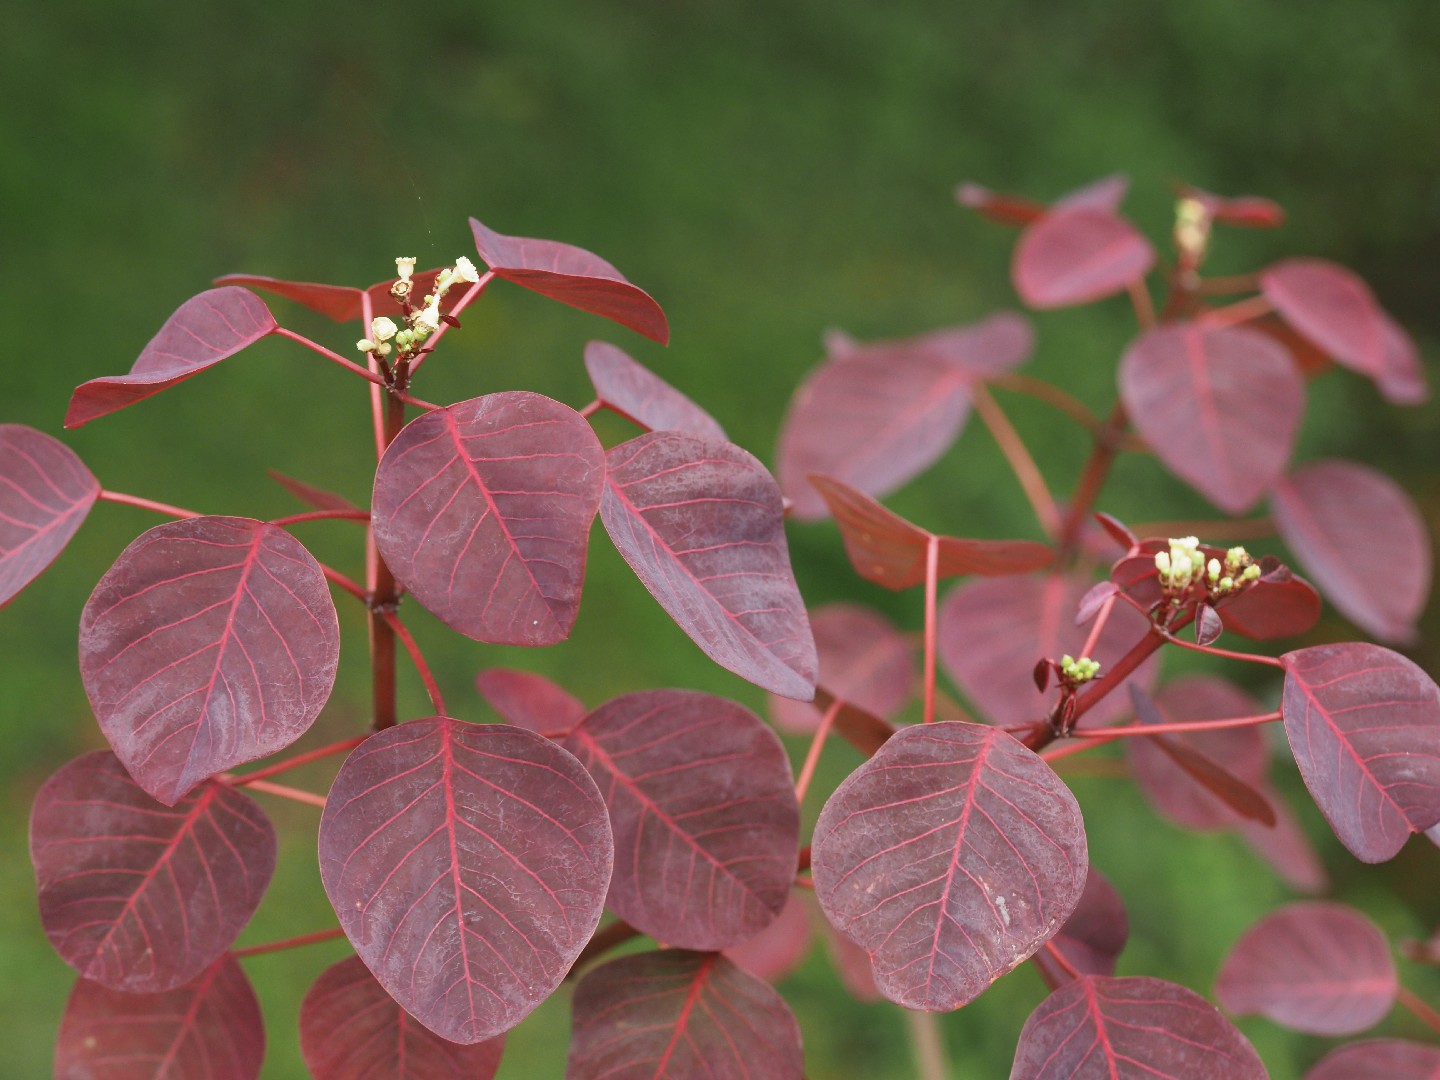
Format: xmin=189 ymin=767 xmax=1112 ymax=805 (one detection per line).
xmin=5 ymin=2 xmax=1440 ymax=1076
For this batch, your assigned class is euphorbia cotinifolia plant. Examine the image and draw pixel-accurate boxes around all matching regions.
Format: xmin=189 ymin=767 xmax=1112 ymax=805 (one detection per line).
xmin=6 ymin=177 xmax=1436 ymax=1079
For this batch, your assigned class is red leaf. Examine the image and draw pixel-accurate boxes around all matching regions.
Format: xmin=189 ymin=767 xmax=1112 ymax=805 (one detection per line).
xmin=54 ymin=954 xmax=265 ymax=1080
xmin=1180 ymin=185 xmax=1286 ymax=229
xmin=1272 ymin=460 xmax=1431 ymax=644
xmin=1376 ymin=310 xmax=1429 ymax=405
xmin=300 ymin=955 xmax=505 ymax=1080
xmin=469 ymin=217 xmax=669 ymax=343
xmin=1010 ymin=975 xmax=1266 ymax=1079
xmin=318 ymin=719 xmax=612 ymax=1044
xmin=267 ymin=469 xmax=361 ymax=513
xmin=1262 ymin=258 xmax=1387 ymax=377
xmin=79 ymin=516 xmax=340 ymax=805
xmin=1282 ymin=643 xmax=1440 ymax=862
xmin=1032 ymin=868 xmax=1129 ymax=990
xmin=1219 ymin=562 xmax=1323 ymax=640
xmin=723 ymin=891 xmax=814 ymax=983
xmin=769 ymin=603 xmax=914 ymax=734
xmin=65 ymin=287 xmax=278 ymax=428
xmin=214 ymin=267 xmax=454 ymax=323
xmin=1053 ymin=173 xmax=1131 ymax=212
xmin=831 ymin=313 xmax=1036 ymax=377
xmin=474 ymin=668 xmax=585 ymax=736
xmin=371 ymin=392 xmax=605 ymax=646
xmin=810 ymin=475 xmax=1055 ymax=589
xmin=601 ymin=431 xmax=817 ymax=699
xmin=1094 ymin=512 xmax=1138 ymax=551
xmin=812 ymin=721 xmax=1088 ymax=1010
xmin=583 ymin=340 xmax=726 ymax=439
xmin=562 ymin=690 xmax=800 ymax=951
xmin=1119 ymin=322 xmax=1303 ymax=513
xmin=1013 ymin=208 xmax=1155 ymax=309
xmin=1216 ymin=901 xmax=1397 ymax=1035
xmin=955 ymin=182 xmax=1047 ymax=226
xmin=1306 ymin=1039 xmax=1440 ymax=1080
xmin=567 ymin=951 xmax=804 ymax=1080
xmin=31 ymin=751 xmax=274 ymax=993
xmin=0 ymin=424 xmax=99 ymax=608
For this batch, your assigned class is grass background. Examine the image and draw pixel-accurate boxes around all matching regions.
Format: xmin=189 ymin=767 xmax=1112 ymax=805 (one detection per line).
xmin=4 ymin=2 xmax=1440 ymax=1076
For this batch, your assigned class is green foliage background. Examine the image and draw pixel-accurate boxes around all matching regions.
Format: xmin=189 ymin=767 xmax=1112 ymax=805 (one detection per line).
xmin=3 ymin=2 xmax=1439 ymax=1076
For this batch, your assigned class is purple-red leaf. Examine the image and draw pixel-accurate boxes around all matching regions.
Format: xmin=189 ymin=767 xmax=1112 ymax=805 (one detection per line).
xmin=1032 ymin=868 xmax=1128 ymax=990
xmin=567 ymin=951 xmax=804 ymax=1080
xmin=563 ymin=689 xmax=800 ymax=950
xmin=300 ymin=955 xmax=505 ymax=1080
xmin=31 ymin=751 xmax=274 ymax=993
xmin=1119 ymin=322 xmax=1303 ymax=513
xmin=318 ymin=719 xmax=612 ymax=1044
xmin=79 ymin=516 xmax=340 ymax=805
xmin=828 ymin=313 xmax=1036 ymax=378
xmin=474 ymin=668 xmax=585 ymax=736
xmin=724 ymin=891 xmax=814 ymax=983
xmin=469 ymin=217 xmax=669 ymax=343
xmin=1219 ymin=561 xmax=1323 ymax=640
xmin=1010 ymin=975 xmax=1266 ymax=1079
xmin=1013 ymin=208 xmax=1155 ymax=309
xmin=1272 ymin=460 xmax=1431 ymax=644
xmin=601 ymin=431 xmax=816 ymax=699
xmin=214 ymin=267 xmax=454 ymax=323
xmin=372 ymin=392 xmax=605 ymax=646
xmin=267 ymin=468 xmax=361 ymax=513
xmin=583 ymin=340 xmax=726 ymax=439
xmin=1053 ymin=173 xmax=1131 ymax=213
xmin=66 ymin=287 xmax=278 ymax=428
xmin=1376 ymin=311 xmax=1429 ymax=405
xmin=1216 ymin=901 xmax=1397 ymax=1035
xmin=54 ymin=954 xmax=264 ymax=1080
xmin=1261 ymin=258 xmax=1387 ymax=377
xmin=1282 ymin=643 xmax=1440 ymax=862
xmin=1306 ymin=1039 xmax=1440 ymax=1080
xmin=769 ymin=603 xmax=913 ymax=734
xmin=812 ymin=721 xmax=1088 ymax=1011
xmin=810 ymin=474 xmax=1055 ymax=590
xmin=0 ymin=424 xmax=99 ymax=608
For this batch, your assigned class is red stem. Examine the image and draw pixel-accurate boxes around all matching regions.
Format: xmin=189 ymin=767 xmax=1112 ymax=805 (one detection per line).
xmin=794 ymin=699 xmax=841 ymax=803
xmin=232 ymin=927 xmax=347 ymax=959
xmin=1041 ymin=939 xmax=1083 ymax=981
xmin=1078 ymin=590 xmax=1117 ymax=659
xmin=381 ymin=610 xmax=447 ymax=716
xmin=1057 ymin=403 xmax=1128 ymax=560
xmin=971 ymin=384 xmax=1061 ymax=540
xmin=274 ymin=327 xmax=438 ymax=410
xmin=1128 ymin=277 xmax=1156 ymax=331
xmin=988 ymin=373 xmax=1103 ymax=433
xmin=1160 ymin=631 xmax=1286 ymax=668
xmin=1196 ymin=294 xmax=1274 ymax=331
xmin=1398 ymin=986 xmax=1440 ymax=1036
xmin=408 ymin=272 xmax=495 ymax=374
xmin=232 ymin=778 xmax=327 ymax=807
xmin=579 ymin=399 xmax=602 ymax=419
xmin=99 ymin=490 xmax=202 ymax=519
xmin=269 ymin=509 xmax=370 ymax=528
xmin=225 ymin=735 xmax=368 ymax=786
xmin=320 ymin=566 xmax=369 ymax=603
xmin=923 ymin=534 xmax=940 ymax=724
xmin=1069 ymin=710 xmax=1281 ymax=740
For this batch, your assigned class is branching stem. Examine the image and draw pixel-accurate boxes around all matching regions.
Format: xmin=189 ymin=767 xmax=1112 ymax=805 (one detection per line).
xmin=225 ymin=735 xmax=368 ymax=786
xmin=971 ymin=384 xmax=1060 ymax=539
xmin=794 ymin=699 xmax=841 ymax=803
xmin=99 ymin=490 xmax=202 ymax=519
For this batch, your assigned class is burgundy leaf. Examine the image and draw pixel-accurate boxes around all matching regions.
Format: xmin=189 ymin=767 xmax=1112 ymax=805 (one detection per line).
xmin=318 ymin=718 xmax=612 ymax=1044
xmin=1119 ymin=322 xmax=1303 ymax=513
xmin=938 ymin=572 xmax=1158 ymax=727
xmin=1032 ymin=868 xmax=1128 ymax=990
xmin=1376 ymin=310 xmax=1429 ymax=405
xmin=811 ymin=474 xmax=1055 ymax=589
xmin=1094 ymin=512 xmax=1139 ymax=552
xmin=1076 ymin=582 xmax=1120 ymax=627
xmin=469 ymin=217 xmax=669 ymax=343
xmin=474 ymin=668 xmax=585 ymax=736
xmin=1219 ymin=562 xmax=1323 ymax=640
xmin=31 ymin=751 xmax=275 ymax=993
xmin=1013 ymin=208 xmax=1155 ymax=309
xmin=79 ymin=516 xmax=340 ymax=805
xmin=563 ymin=689 xmax=799 ymax=951
xmin=823 ymin=915 xmax=882 ymax=1002
xmin=1053 ymin=173 xmax=1131 ymax=212
xmin=828 ymin=313 xmax=1036 ymax=378
xmin=1193 ymin=603 xmax=1223 ymax=645
xmin=583 ymin=340 xmax=726 ymax=439
xmin=1282 ymin=643 xmax=1440 ymax=862
xmin=955 ymin=182 xmax=1047 ymax=226
xmin=267 ymin=468 xmax=361 ymax=513
xmin=214 ymin=267 xmax=454 ymax=323
xmin=1262 ymin=258 xmax=1387 ymax=377
xmin=54 ymin=954 xmax=264 ymax=1080
xmin=1306 ymin=1039 xmax=1440 ymax=1080
xmin=724 ymin=891 xmax=814 ymax=983
xmin=1180 ymin=185 xmax=1286 ymax=229
xmin=769 ymin=603 xmax=914 ymax=734
xmin=1216 ymin=901 xmax=1397 ymax=1035
xmin=1010 ymin=975 xmax=1266 ymax=1080
xmin=812 ymin=721 xmax=1088 ymax=1010
xmin=371 ymin=392 xmax=605 ymax=646
xmin=1272 ymin=460 xmax=1431 ymax=644
xmin=300 ymin=955 xmax=505 ymax=1080
xmin=813 ymin=686 xmax=898 ymax=756
xmin=65 ymin=287 xmax=278 ymax=428
xmin=601 ymin=431 xmax=816 ymax=699
xmin=567 ymin=951 xmax=804 ymax=1080
xmin=0 ymin=424 xmax=99 ymax=608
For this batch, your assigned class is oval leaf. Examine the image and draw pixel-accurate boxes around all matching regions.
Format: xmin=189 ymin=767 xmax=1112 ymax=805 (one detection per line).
xmin=31 ymin=751 xmax=275 ymax=993
xmin=1377 ymin=310 xmax=1429 ymax=405
xmin=567 ymin=951 xmax=804 ymax=1080
xmin=54 ymin=954 xmax=264 ymax=1080
xmin=300 ymin=955 xmax=505 ymax=1080
xmin=583 ymin=340 xmax=726 ymax=439
xmin=1013 ymin=207 xmax=1155 ymax=309
xmin=1261 ymin=257 xmax=1387 ymax=377
xmin=1216 ymin=901 xmax=1397 ymax=1035
xmin=79 ymin=516 xmax=341 ymax=805
xmin=469 ymin=217 xmax=668 ymax=343
xmin=1032 ymin=868 xmax=1129 ymax=990
xmin=474 ymin=668 xmax=585 ymax=736
xmin=1120 ymin=322 xmax=1303 ymax=513
xmin=318 ymin=718 xmax=612 ymax=1044
xmin=1306 ymin=1039 xmax=1440 ymax=1080
xmin=1219 ymin=561 xmax=1323 ymax=640
xmin=65 ymin=287 xmax=278 ymax=428
xmin=812 ymin=721 xmax=1088 ymax=1011
xmin=1282 ymin=643 xmax=1440 ymax=862
xmin=564 ymin=689 xmax=799 ymax=950
xmin=372 ymin=392 xmax=605 ymax=646
xmin=601 ymin=431 xmax=817 ymax=699
xmin=1272 ymin=460 xmax=1431 ymax=644
xmin=0 ymin=424 xmax=100 ymax=607
xmin=215 ymin=267 xmax=455 ymax=323
xmin=1010 ymin=975 xmax=1266 ymax=1080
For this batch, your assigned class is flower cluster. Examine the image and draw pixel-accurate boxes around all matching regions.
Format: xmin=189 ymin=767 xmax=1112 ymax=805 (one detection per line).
xmin=1058 ymin=654 xmax=1100 ymax=684
xmin=1154 ymin=537 xmax=1260 ymax=598
xmin=357 ymin=256 xmax=481 ymax=359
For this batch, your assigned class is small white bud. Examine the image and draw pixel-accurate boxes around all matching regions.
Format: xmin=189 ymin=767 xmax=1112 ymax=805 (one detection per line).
xmin=356 ymin=338 xmax=376 ymax=353
xmin=1155 ymin=551 xmax=1172 ymax=576
xmin=1242 ymin=564 xmax=1261 ymax=582
xmin=452 ymin=256 xmax=480 ymax=284
xmin=395 ymin=257 xmax=416 ymax=283
xmin=370 ymin=317 xmax=398 ymax=342
xmin=1207 ymin=558 xmax=1222 ymax=581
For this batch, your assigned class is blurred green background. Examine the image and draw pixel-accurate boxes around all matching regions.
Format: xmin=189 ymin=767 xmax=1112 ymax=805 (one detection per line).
xmin=4 ymin=2 xmax=1440 ymax=1076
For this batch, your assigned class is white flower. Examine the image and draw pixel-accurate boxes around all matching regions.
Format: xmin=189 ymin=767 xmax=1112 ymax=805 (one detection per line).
xmin=412 ymin=299 xmax=442 ymax=334
xmin=370 ymin=316 xmax=398 ymax=342
xmin=395 ymin=257 xmax=416 ymax=283
xmin=452 ymin=256 xmax=480 ymax=284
